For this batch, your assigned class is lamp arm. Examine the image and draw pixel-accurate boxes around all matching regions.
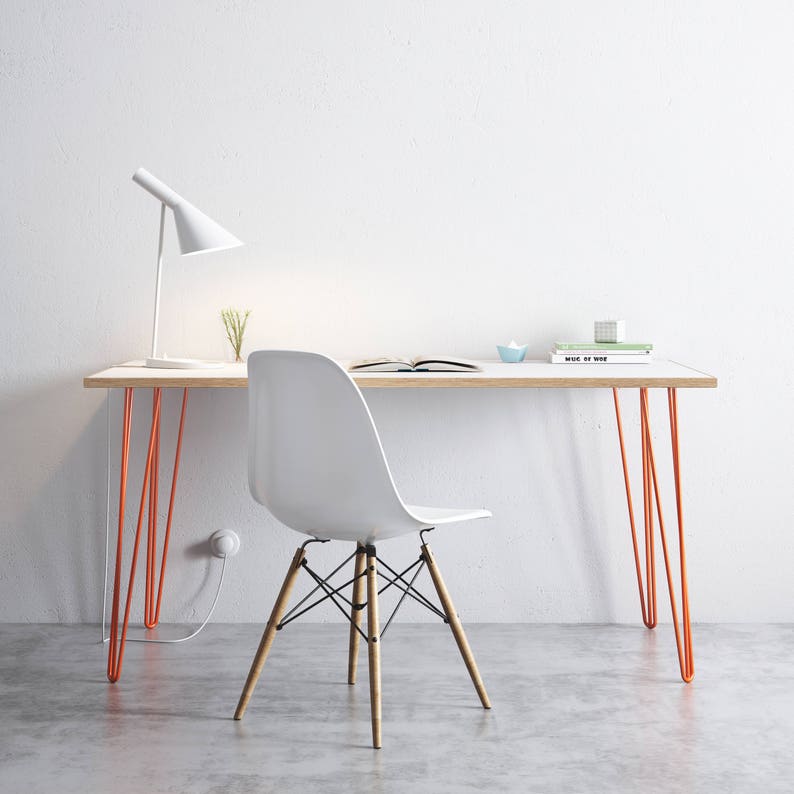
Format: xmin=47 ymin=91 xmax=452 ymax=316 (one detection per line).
xmin=133 ymin=168 xmax=182 ymax=208
xmin=151 ymin=202 xmax=166 ymax=359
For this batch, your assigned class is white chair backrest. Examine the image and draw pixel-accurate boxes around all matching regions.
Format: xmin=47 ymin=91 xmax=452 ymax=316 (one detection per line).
xmin=247 ymin=350 xmax=410 ymax=541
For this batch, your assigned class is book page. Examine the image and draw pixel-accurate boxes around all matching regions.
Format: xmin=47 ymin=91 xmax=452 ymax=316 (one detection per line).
xmin=348 ymin=357 xmax=413 ymax=371
xmin=410 ymin=356 xmax=481 ymax=371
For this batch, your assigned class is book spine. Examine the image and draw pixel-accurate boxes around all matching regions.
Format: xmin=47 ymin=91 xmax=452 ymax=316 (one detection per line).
xmin=552 ymin=348 xmax=652 ymax=356
xmin=554 ymin=342 xmax=653 ymax=351
xmin=549 ymin=353 xmax=654 ymax=364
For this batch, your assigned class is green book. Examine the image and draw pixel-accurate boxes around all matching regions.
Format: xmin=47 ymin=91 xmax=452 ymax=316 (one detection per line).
xmin=554 ymin=341 xmax=653 ymax=351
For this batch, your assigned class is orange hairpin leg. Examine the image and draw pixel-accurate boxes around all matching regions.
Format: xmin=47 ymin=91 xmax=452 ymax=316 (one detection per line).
xmin=107 ymin=388 xmax=134 ymax=682
xmin=145 ymin=394 xmax=161 ymax=627
xmin=107 ymin=387 xmax=189 ymax=682
xmin=144 ymin=388 xmax=189 ymax=628
xmin=613 ymin=388 xmax=656 ymax=628
xmin=107 ymin=388 xmax=161 ymax=682
xmin=613 ymin=387 xmax=694 ymax=683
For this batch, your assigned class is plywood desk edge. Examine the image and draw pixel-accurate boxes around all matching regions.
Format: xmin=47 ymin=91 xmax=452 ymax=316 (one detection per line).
xmin=83 ymin=373 xmax=249 ymax=389
xmin=84 ymin=361 xmax=717 ymax=390
xmin=353 ymin=362 xmax=717 ymax=388
xmin=354 ymin=376 xmax=717 ymax=388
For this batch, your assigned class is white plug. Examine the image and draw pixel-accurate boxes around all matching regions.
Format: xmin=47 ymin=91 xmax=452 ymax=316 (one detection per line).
xmin=210 ymin=529 xmax=241 ymax=558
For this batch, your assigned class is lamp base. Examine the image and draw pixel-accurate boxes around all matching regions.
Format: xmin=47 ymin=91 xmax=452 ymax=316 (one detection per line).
xmin=145 ymin=357 xmax=224 ymax=369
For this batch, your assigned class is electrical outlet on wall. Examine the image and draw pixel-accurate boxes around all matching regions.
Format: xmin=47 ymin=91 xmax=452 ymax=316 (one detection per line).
xmin=210 ymin=529 xmax=241 ymax=558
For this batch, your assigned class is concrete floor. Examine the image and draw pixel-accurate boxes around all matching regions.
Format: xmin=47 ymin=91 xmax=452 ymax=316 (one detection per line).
xmin=1 ymin=623 xmax=792 ymax=793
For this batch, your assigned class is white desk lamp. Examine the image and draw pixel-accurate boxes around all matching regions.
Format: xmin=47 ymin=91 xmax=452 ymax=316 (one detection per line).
xmin=132 ymin=167 xmax=243 ymax=369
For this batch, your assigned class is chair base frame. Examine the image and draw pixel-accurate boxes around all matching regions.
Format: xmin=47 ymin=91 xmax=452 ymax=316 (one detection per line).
xmin=233 ymin=536 xmax=491 ymax=748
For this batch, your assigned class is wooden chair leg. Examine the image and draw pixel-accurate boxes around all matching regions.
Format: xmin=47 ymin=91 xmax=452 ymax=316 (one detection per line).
xmin=422 ymin=542 xmax=491 ymax=709
xmin=234 ymin=546 xmax=306 ymax=720
xmin=347 ymin=544 xmax=367 ymax=684
xmin=366 ymin=545 xmax=382 ymax=748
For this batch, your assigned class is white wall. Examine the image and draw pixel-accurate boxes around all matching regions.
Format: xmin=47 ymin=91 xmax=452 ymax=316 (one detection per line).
xmin=2 ymin=1 xmax=793 ymax=624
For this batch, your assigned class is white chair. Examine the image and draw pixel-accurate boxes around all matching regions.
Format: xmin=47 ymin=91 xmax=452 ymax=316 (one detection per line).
xmin=234 ymin=350 xmax=492 ymax=748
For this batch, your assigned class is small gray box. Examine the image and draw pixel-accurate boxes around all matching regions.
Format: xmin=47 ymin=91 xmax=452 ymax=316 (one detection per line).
xmin=594 ymin=319 xmax=626 ymax=343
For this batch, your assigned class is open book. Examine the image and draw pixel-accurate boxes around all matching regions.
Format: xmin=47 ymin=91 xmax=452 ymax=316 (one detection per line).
xmin=348 ymin=355 xmax=481 ymax=373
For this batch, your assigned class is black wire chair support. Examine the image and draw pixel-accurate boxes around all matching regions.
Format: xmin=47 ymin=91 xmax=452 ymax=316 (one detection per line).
xmin=275 ymin=539 xmax=447 ymax=640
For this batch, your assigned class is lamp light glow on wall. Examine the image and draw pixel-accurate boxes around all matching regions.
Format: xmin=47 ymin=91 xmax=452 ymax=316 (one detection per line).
xmin=132 ymin=167 xmax=243 ymax=369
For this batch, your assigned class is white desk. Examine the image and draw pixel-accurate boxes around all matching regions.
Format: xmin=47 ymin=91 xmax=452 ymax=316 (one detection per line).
xmin=85 ymin=359 xmax=717 ymax=682
xmin=85 ymin=358 xmax=716 ymax=389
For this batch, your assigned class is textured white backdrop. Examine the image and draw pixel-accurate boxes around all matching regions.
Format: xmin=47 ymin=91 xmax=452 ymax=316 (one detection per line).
xmin=1 ymin=1 xmax=792 ymax=622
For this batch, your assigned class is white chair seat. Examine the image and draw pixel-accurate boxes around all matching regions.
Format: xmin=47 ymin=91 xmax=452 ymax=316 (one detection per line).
xmin=405 ymin=505 xmax=492 ymax=526
xmin=304 ymin=503 xmax=490 ymax=545
xmin=248 ymin=351 xmax=492 ymax=546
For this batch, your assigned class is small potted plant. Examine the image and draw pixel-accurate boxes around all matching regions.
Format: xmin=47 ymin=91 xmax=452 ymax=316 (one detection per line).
xmin=221 ymin=308 xmax=251 ymax=363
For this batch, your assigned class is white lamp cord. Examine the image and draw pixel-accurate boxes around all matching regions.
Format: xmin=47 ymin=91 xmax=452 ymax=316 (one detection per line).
xmin=101 ymin=390 xmax=227 ymax=645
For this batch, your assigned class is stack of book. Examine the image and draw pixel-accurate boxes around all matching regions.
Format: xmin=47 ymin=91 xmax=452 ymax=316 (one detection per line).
xmin=549 ymin=341 xmax=653 ymax=364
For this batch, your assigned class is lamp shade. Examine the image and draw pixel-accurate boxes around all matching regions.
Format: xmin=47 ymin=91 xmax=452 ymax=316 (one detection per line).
xmin=132 ymin=167 xmax=243 ymax=255
xmin=172 ymin=201 xmax=243 ymax=255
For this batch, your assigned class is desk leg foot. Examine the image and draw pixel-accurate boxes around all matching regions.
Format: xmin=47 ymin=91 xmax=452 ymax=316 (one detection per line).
xmin=613 ymin=387 xmax=694 ymax=683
